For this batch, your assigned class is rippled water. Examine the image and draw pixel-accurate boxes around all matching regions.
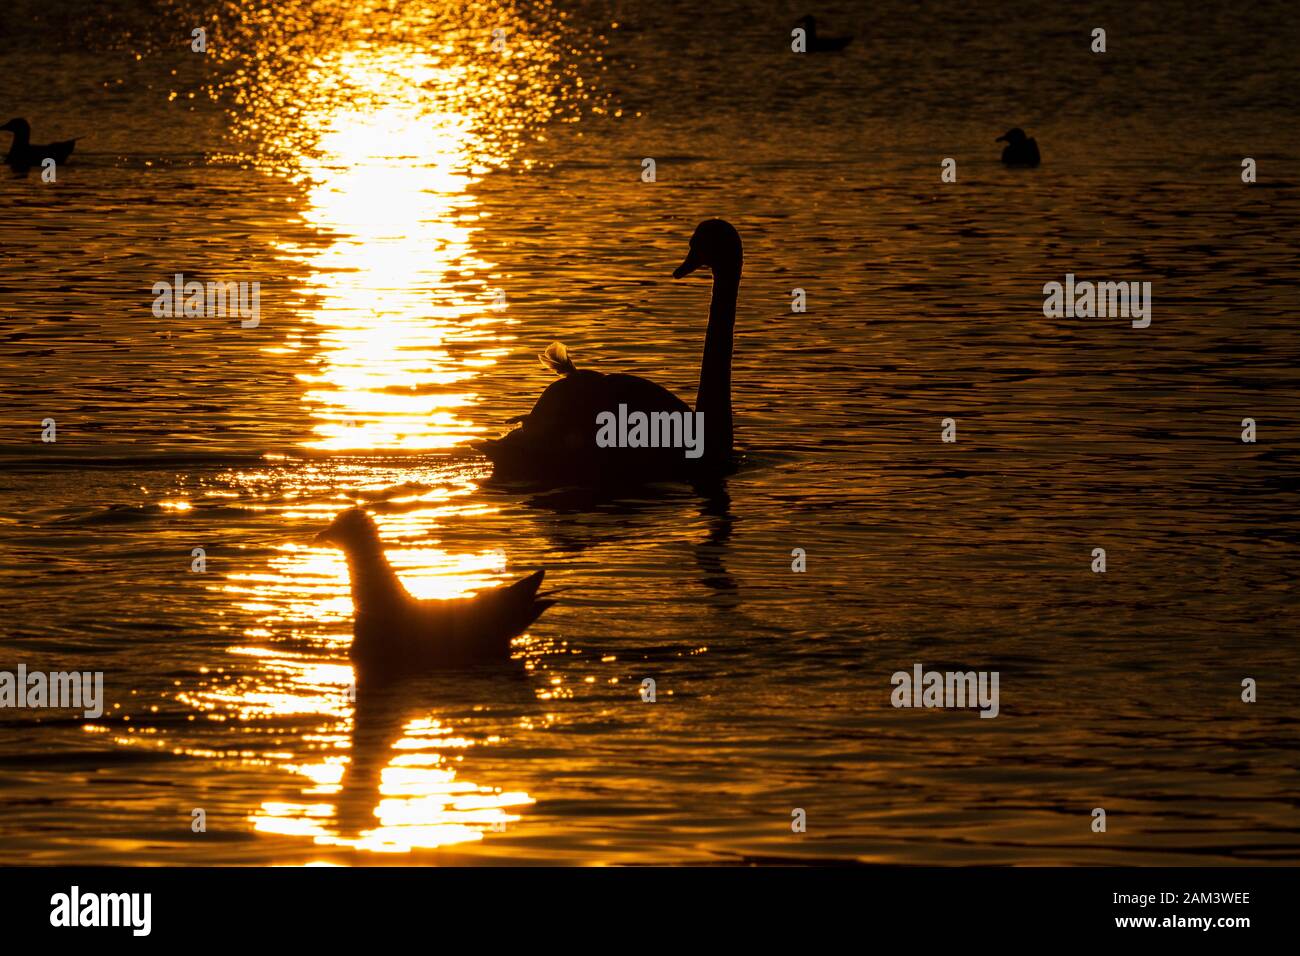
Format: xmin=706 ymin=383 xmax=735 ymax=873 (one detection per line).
xmin=2 ymin=0 xmax=1298 ymax=864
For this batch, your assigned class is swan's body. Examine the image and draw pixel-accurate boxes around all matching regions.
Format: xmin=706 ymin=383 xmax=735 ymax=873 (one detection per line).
xmin=1 ymin=118 xmax=76 ymax=171
xmin=476 ymin=219 xmax=742 ymax=487
xmin=483 ymin=348 xmax=693 ymax=483
xmin=997 ymin=127 xmax=1041 ymax=167
xmin=797 ymin=15 xmax=853 ymax=52
xmin=315 ymin=508 xmax=552 ymax=678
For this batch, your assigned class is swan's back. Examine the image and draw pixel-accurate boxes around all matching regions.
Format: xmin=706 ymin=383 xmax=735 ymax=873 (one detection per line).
xmin=478 ymin=368 xmax=693 ymax=484
xmin=530 ymin=370 xmax=689 ymax=430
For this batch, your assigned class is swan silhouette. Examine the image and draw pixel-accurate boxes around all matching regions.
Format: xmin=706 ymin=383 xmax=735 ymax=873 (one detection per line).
xmin=796 ymin=15 xmax=853 ymax=52
xmin=997 ymin=127 xmax=1041 ymax=167
xmin=314 ymin=508 xmax=553 ymax=678
xmin=1 ymin=118 xmax=76 ymax=171
xmin=475 ymin=218 xmax=743 ymax=487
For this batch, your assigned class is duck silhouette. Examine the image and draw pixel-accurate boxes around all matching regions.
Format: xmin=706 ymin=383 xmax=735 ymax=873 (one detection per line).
xmin=475 ymin=219 xmax=743 ymax=488
xmin=1 ymin=118 xmax=76 ymax=171
xmin=795 ymin=15 xmax=853 ymax=52
xmin=314 ymin=508 xmax=553 ymax=678
xmin=996 ymin=127 xmax=1041 ymax=167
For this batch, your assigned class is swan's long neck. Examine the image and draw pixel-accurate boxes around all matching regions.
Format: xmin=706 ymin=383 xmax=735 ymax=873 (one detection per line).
xmin=695 ymin=266 xmax=739 ymax=463
xmin=343 ymin=541 xmax=408 ymax=617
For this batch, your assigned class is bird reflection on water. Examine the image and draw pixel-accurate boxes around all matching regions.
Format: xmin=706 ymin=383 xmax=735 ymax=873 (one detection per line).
xmin=334 ymin=669 xmax=536 ymax=841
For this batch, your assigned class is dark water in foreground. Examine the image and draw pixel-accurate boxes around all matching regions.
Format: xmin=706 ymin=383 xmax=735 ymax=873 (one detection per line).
xmin=1 ymin=0 xmax=1298 ymax=864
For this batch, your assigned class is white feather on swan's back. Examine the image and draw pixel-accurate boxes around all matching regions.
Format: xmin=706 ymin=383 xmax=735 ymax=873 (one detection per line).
xmin=539 ymin=341 xmax=578 ymax=376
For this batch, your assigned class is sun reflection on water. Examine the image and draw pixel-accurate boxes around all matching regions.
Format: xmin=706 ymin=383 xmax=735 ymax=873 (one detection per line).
xmin=253 ymin=716 xmax=534 ymax=854
xmin=151 ymin=1 xmax=605 ymax=856
xmin=278 ymin=50 xmax=509 ymax=452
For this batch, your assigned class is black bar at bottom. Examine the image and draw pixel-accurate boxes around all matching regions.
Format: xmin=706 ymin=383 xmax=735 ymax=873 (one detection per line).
xmin=0 ymin=865 xmax=1280 ymax=942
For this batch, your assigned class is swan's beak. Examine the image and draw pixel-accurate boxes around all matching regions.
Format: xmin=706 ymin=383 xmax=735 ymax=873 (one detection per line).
xmin=313 ymin=529 xmax=334 ymax=545
xmin=673 ymin=250 xmax=703 ymax=279
xmin=995 ymin=134 xmax=1008 ymax=142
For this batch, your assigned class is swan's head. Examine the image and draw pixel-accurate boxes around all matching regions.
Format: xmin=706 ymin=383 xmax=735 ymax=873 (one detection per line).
xmin=673 ymin=219 xmax=743 ymax=279
xmin=0 ymin=118 xmax=30 ymax=137
xmin=314 ymin=507 xmax=382 ymax=551
xmin=996 ymin=127 xmax=1029 ymax=144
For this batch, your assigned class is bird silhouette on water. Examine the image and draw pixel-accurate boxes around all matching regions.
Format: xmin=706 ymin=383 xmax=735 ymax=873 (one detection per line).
xmin=1 ymin=118 xmax=76 ymax=172
xmin=997 ymin=127 xmax=1041 ymax=167
xmin=475 ymin=218 xmax=744 ymax=488
xmin=795 ymin=15 xmax=853 ymax=52
xmin=314 ymin=508 xmax=553 ymax=679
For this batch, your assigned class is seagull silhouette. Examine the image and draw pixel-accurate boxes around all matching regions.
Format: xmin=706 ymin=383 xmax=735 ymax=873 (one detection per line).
xmin=314 ymin=508 xmax=554 ymax=679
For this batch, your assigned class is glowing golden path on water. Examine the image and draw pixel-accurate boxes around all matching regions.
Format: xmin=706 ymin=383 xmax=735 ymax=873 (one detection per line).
xmin=71 ymin=0 xmax=601 ymax=860
xmin=215 ymin=43 xmax=542 ymax=854
xmin=278 ymin=50 xmax=511 ymax=451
